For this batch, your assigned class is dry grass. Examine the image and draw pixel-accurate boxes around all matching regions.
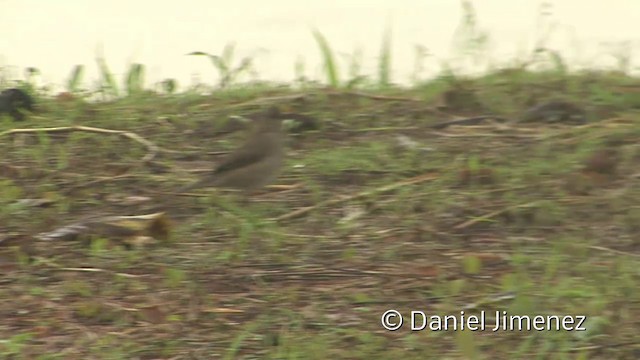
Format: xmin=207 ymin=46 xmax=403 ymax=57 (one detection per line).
xmin=1 ymin=69 xmax=640 ymax=359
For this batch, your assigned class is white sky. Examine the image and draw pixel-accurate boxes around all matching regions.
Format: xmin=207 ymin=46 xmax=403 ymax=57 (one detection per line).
xmin=2 ymin=0 xmax=639 ymax=90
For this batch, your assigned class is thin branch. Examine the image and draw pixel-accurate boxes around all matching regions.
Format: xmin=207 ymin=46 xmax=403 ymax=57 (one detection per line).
xmin=454 ymin=201 xmax=540 ymax=230
xmin=274 ymin=172 xmax=438 ymax=222
xmin=0 ymin=125 xmax=161 ymax=162
xmin=588 ymin=245 xmax=640 ymax=257
xmin=35 ymin=257 xmax=141 ymax=278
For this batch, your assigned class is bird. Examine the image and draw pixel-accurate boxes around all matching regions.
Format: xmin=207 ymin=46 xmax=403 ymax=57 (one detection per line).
xmin=0 ymin=88 xmax=34 ymax=121
xmin=179 ymin=106 xmax=286 ymax=192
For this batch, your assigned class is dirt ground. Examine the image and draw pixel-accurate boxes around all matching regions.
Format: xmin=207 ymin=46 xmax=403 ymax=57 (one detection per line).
xmin=1 ymin=73 xmax=639 ymax=359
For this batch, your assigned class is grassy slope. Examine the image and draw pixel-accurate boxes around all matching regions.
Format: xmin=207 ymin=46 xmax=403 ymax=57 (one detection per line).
xmin=1 ymin=69 xmax=639 ymax=359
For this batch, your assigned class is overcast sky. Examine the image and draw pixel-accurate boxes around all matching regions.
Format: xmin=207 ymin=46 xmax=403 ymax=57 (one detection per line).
xmin=2 ymin=0 xmax=639 ymax=90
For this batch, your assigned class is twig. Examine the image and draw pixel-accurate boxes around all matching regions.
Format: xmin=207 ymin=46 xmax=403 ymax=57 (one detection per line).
xmin=223 ymin=93 xmax=309 ymax=109
xmin=430 ymin=130 xmax=539 ymax=139
xmin=588 ymin=245 xmax=640 ymax=257
xmin=569 ymin=341 xmax=640 ymax=353
xmin=334 ymin=90 xmax=422 ymax=102
xmin=454 ymin=201 xmax=540 ymax=230
xmin=274 ymin=172 xmax=438 ymax=222
xmin=346 ymin=126 xmax=420 ymax=133
xmin=428 ymin=116 xmax=511 ymax=129
xmin=59 ymin=267 xmax=140 ymax=278
xmin=326 ymin=90 xmax=457 ymax=118
xmin=35 ymin=257 xmax=141 ymax=278
xmin=0 ymin=125 xmax=161 ymax=162
xmin=64 ymin=173 xmax=135 ymax=192
xmin=536 ymin=117 xmax=628 ymax=142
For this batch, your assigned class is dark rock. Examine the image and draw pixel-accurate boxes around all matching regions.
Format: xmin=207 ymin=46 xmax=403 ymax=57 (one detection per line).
xmin=0 ymin=88 xmax=34 ymax=121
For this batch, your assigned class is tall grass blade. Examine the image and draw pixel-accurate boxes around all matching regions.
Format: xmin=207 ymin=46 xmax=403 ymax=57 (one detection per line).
xmin=125 ymin=63 xmax=145 ymax=96
xmin=66 ymin=65 xmax=84 ymax=93
xmin=188 ymin=50 xmax=232 ymax=88
xmin=222 ymin=43 xmax=236 ymax=66
xmin=546 ymin=49 xmax=567 ymax=74
xmin=226 ymin=58 xmax=253 ymax=86
xmin=24 ymin=67 xmax=39 ymax=88
xmin=411 ymin=44 xmax=430 ymax=84
xmin=188 ymin=51 xmax=227 ymax=73
xmin=452 ymin=0 xmax=489 ymax=68
xmin=294 ymin=56 xmax=307 ymax=85
xmin=345 ymin=48 xmax=366 ymax=89
xmin=96 ymin=50 xmax=119 ymax=97
xmin=161 ymin=78 xmax=177 ymax=94
xmin=378 ymin=26 xmax=392 ymax=88
xmin=312 ymin=29 xmax=340 ymax=87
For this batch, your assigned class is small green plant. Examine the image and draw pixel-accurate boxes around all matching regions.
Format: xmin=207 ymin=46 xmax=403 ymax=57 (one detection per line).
xmin=24 ymin=67 xmax=40 ymax=89
xmin=188 ymin=43 xmax=255 ymax=88
xmin=0 ymin=332 xmax=33 ymax=358
xmin=96 ymin=47 xmax=119 ymax=98
xmin=89 ymin=237 xmax=110 ymax=257
xmin=0 ymin=180 xmax=22 ymax=203
xmin=160 ymin=78 xmax=177 ymax=94
xmin=451 ymin=0 xmax=490 ymax=71
xmin=224 ymin=321 xmax=261 ymax=360
xmin=163 ymin=268 xmax=186 ymax=288
xmin=455 ymin=328 xmax=479 ymax=360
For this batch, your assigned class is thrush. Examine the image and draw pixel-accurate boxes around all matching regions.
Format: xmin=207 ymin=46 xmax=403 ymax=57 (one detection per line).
xmin=179 ymin=106 xmax=285 ymax=192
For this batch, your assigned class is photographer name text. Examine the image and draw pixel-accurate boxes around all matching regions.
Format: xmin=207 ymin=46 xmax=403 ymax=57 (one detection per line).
xmin=381 ymin=310 xmax=587 ymax=332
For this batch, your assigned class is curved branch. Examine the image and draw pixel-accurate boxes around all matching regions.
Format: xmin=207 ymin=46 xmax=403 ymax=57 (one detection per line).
xmin=1 ymin=125 xmax=160 ymax=162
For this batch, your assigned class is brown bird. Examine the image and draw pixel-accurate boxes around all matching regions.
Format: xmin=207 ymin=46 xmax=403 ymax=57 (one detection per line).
xmin=179 ymin=106 xmax=285 ymax=192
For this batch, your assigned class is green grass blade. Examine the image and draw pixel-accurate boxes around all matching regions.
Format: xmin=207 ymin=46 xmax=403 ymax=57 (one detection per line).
xmin=125 ymin=63 xmax=145 ymax=96
xmin=188 ymin=50 xmax=231 ymax=88
xmin=66 ymin=65 xmax=84 ymax=93
xmin=96 ymin=50 xmax=119 ymax=97
xmin=312 ymin=29 xmax=340 ymax=87
xmin=378 ymin=26 xmax=392 ymax=88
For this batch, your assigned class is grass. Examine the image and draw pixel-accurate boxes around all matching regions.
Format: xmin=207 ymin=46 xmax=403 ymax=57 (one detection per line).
xmin=1 ymin=4 xmax=640 ymax=358
xmin=0 ymin=67 xmax=638 ymax=359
